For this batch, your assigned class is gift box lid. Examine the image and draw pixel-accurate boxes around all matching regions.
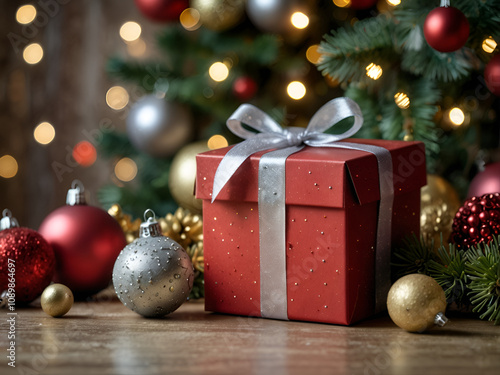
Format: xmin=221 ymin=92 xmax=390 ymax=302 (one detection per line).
xmin=196 ymin=139 xmax=426 ymax=208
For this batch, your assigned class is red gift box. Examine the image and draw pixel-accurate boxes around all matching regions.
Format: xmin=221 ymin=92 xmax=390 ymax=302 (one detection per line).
xmin=196 ymin=139 xmax=426 ymax=325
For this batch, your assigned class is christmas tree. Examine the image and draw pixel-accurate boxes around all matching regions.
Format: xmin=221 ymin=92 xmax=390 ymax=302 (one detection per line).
xmin=99 ymin=0 xmax=500 ymax=308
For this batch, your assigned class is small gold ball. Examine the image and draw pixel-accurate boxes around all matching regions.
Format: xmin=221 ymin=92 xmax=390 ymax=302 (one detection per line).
xmin=387 ymin=274 xmax=447 ymax=333
xmin=41 ymin=284 xmax=74 ymax=317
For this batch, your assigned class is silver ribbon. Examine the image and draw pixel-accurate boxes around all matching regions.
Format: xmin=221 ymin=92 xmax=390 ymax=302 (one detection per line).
xmin=212 ymin=98 xmax=393 ymax=319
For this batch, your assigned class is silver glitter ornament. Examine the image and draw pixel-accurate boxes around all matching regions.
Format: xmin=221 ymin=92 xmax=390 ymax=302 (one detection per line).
xmin=246 ymin=0 xmax=300 ymax=34
xmin=126 ymin=95 xmax=193 ymax=158
xmin=112 ymin=209 xmax=194 ymax=318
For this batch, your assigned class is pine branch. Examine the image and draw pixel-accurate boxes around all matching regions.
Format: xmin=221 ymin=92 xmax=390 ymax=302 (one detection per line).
xmin=391 ymin=234 xmax=438 ymax=280
xmin=465 ymin=236 xmax=500 ymax=325
xmin=428 ymin=243 xmax=469 ymax=305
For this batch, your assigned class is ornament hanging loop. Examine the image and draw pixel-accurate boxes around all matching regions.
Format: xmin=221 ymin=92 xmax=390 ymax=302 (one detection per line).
xmin=140 ymin=209 xmax=162 ymax=238
xmin=1 ymin=209 xmax=19 ymax=230
xmin=66 ymin=180 xmax=86 ymax=206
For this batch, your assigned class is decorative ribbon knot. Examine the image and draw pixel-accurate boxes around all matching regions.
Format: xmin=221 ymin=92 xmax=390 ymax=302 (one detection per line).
xmin=210 ymin=97 xmax=394 ymax=320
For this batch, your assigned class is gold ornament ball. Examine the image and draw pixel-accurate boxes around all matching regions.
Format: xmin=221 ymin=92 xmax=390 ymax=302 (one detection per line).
xmin=41 ymin=284 xmax=74 ymax=317
xmin=169 ymin=141 xmax=210 ymax=214
xmin=421 ymin=174 xmax=461 ymax=249
xmin=387 ymin=274 xmax=448 ymax=333
xmin=190 ymin=0 xmax=245 ymax=31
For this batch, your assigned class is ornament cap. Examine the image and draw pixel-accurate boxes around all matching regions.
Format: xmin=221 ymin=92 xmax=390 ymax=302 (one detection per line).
xmin=66 ymin=180 xmax=86 ymax=206
xmin=139 ymin=209 xmax=162 ymax=238
xmin=434 ymin=312 xmax=449 ymax=327
xmin=0 ymin=290 xmax=8 ymax=308
xmin=1 ymin=209 xmax=19 ymax=230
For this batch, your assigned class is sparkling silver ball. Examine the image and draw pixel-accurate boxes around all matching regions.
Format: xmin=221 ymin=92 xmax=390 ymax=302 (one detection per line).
xmin=112 ymin=236 xmax=194 ymax=317
xmin=246 ymin=0 xmax=299 ymax=34
xmin=126 ymin=95 xmax=193 ymax=158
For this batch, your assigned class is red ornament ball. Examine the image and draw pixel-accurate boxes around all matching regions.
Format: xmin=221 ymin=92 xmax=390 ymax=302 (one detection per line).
xmin=484 ymin=55 xmax=500 ymax=96
xmin=134 ymin=0 xmax=188 ymax=22
xmin=451 ymin=193 xmax=500 ymax=249
xmin=423 ymin=6 xmax=469 ymax=53
xmin=348 ymin=0 xmax=377 ymax=10
xmin=468 ymin=162 xmax=500 ymax=198
xmin=0 ymin=228 xmax=55 ymax=304
xmin=233 ymin=76 xmax=258 ymax=101
xmin=39 ymin=205 xmax=127 ymax=296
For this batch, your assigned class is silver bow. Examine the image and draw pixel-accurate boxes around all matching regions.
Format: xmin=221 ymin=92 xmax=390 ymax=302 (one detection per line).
xmin=212 ymin=97 xmax=393 ymax=319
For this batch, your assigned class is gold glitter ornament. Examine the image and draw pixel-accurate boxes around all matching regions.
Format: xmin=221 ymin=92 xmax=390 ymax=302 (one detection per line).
xmin=387 ymin=274 xmax=448 ymax=333
xmin=41 ymin=283 xmax=74 ymax=317
xmin=186 ymin=241 xmax=204 ymax=273
xmin=168 ymin=141 xmax=210 ymax=214
xmin=421 ymin=175 xmax=461 ymax=250
xmin=108 ymin=204 xmax=141 ymax=244
xmin=190 ymin=0 xmax=245 ymax=31
xmin=162 ymin=207 xmax=203 ymax=249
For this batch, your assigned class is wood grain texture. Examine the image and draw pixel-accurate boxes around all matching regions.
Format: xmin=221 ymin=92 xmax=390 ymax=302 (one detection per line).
xmin=1 ymin=299 xmax=500 ymax=375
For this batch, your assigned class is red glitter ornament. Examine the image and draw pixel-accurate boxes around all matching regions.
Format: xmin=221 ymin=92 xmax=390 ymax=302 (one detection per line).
xmin=0 ymin=225 xmax=55 ymax=304
xmin=349 ymin=0 xmax=377 ymax=10
xmin=134 ymin=0 xmax=188 ymax=22
xmin=423 ymin=6 xmax=469 ymax=53
xmin=451 ymin=193 xmax=500 ymax=249
xmin=233 ymin=76 xmax=258 ymax=101
xmin=39 ymin=181 xmax=126 ymax=296
xmin=484 ymin=55 xmax=500 ymax=96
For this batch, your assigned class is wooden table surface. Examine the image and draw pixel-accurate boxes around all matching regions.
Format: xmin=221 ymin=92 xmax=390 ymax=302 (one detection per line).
xmin=2 ymin=298 xmax=500 ymax=375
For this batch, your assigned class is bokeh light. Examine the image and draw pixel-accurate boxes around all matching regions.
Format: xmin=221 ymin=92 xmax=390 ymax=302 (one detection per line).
xmin=394 ymin=92 xmax=410 ymax=109
xmin=333 ymin=0 xmax=350 ymax=8
xmin=119 ymin=21 xmax=142 ymax=42
xmin=449 ymin=107 xmax=465 ymax=126
xmin=209 ymin=62 xmax=229 ymax=82
xmin=306 ymin=45 xmax=322 ymax=64
xmin=72 ymin=141 xmax=97 ymax=167
xmin=16 ymin=5 xmax=37 ymax=24
xmin=207 ymin=135 xmax=228 ymax=150
xmin=23 ymin=43 xmax=43 ymax=64
xmin=386 ymin=0 xmax=401 ymax=6
xmin=291 ymin=12 xmax=309 ymax=29
xmin=114 ymin=157 xmax=138 ymax=182
xmin=0 ymin=155 xmax=19 ymax=178
xmin=287 ymin=81 xmax=306 ymax=100
xmin=180 ymin=8 xmax=201 ymax=31
xmin=106 ymin=86 xmax=129 ymax=110
xmin=34 ymin=122 xmax=55 ymax=145
xmin=127 ymin=38 xmax=147 ymax=57
xmin=482 ymin=37 xmax=497 ymax=54
xmin=366 ymin=63 xmax=383 ymax=80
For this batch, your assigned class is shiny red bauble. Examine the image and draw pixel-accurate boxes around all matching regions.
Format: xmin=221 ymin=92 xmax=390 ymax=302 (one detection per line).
xmin=349 ymin=0 xmax=377 ymax=10
xmin=451 ymin=193 xmax=500 ymax=249
xmin=134 ymin=0 xmax=188 ymax=22
xmin=0 ymin=228 xmax=55 ymax=303
xmin=39 ymin=205 xmax=126 ymax=296
xmin=467 ymin=162 xmax=500 ymax=198
xmin=423 ymin=6 xmax=469 ymax=53
xmin=484 ymin=55 xmax=500 ymax=96
xmin=233 ymin=76 xmax=258 ymax=101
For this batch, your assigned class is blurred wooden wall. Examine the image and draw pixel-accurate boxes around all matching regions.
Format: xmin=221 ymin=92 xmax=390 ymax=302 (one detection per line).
xmin=0 ymin=0 xmax=162 ymax=228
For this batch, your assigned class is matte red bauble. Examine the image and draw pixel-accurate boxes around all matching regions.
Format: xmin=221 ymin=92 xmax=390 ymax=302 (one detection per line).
xmin=349 ymin=0 xmax=377 ymax=10
xmin=39 ymin=181 xmax=126 ymax=296
xmin=233 ymin=76 xmax=258 ymax=101
xmin=0 ymin=211 xmax=55 ymax=304
xmin=484 ymin=55 xmax=500 ymax=96
xmin=134 ymin=0 xmax=188 ymax=22
xmin=467 ymin=162 xmax=500 ymax=198
xmin=450 ymin=193 xmax=500 ymax=249
xmin=423 ymin=6 xmax=469 ymax=53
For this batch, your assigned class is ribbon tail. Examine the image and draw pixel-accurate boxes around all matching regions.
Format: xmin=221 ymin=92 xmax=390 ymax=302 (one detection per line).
xmin=211 ymin=136 xmax=288 ymax=203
